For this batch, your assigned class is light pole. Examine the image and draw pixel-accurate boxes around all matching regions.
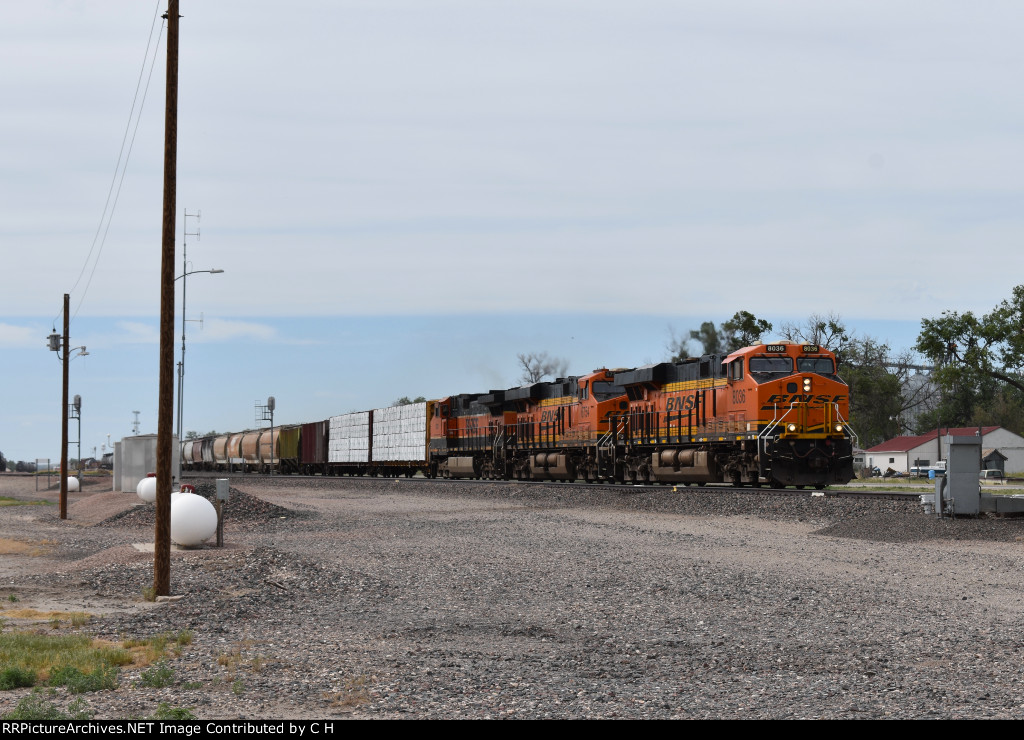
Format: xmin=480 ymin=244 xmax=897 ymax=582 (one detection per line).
xmin=69 ymin=395 xmax=82 ymax=484
xmin=175 ymin=212 xmax=222 ymax=463
xmin=47 ymin=294 xmax=88 ymax=520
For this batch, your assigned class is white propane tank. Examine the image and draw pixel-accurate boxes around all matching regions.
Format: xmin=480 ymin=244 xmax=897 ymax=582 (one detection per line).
xmin=137 ymin=476 xmax=157 ymax=503
xmin=67 ymin=477 xmax=80 ymax=492
xmin=170 ymin=493 xmax=218 ymax=546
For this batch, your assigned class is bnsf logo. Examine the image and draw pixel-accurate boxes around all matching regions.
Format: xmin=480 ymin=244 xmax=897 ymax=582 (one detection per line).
xmin=665 ymin=394 xmax=698 ymax=413
xmin=540 ymin=409 xmax=562 ymax=422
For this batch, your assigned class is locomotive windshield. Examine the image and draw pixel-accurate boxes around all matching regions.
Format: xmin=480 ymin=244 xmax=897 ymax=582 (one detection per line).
xmin=591 ymin=381 xmax=626 ymax=400
xmin=797 ymin=357 xmax=835 ymax=374
xmin=749 ymin=357 xmax=793 ymax=374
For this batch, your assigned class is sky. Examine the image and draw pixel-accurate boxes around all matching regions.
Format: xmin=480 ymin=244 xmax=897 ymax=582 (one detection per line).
xmin=2 ymin=1 xmax=1023 ymax=463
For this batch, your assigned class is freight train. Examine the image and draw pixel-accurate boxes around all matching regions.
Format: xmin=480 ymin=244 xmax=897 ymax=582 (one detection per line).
xmin=181 ymin=342 xmax=856 ymax=488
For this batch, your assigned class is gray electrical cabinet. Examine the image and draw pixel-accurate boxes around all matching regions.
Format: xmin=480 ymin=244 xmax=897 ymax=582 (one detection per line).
xmin=945 ymin=435 xmax=981 ymax=516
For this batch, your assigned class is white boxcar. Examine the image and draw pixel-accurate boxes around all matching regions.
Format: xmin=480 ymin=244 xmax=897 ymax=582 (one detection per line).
xmin=371 ymin=402 xmax=428 ymax=462
xmin=328 ymin=411 xmax=370 ymax=464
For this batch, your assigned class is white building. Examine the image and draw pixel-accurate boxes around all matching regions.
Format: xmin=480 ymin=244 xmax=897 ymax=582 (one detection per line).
xmin=864 ymin=426 xmax=1024 ymax=474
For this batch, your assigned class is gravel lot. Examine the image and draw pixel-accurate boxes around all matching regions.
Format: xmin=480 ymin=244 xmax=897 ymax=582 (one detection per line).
xmin=2 ymin=473 xmax=1024 ymax=720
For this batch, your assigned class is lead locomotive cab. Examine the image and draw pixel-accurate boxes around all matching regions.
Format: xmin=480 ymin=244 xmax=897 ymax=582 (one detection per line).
xmin=733 ymin=342 xmax=855 ymax=488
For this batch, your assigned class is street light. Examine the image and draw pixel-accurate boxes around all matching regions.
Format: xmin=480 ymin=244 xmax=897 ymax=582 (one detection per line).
xmin=176 ymin=267 xmax=223 ymax=452
xmin=46 ymin=293 xmax=89 ymax=520
xmin=174 ymin=210 xmax=223 ymax=465
xmin=69 ymin=394 xmax=82 ymax=484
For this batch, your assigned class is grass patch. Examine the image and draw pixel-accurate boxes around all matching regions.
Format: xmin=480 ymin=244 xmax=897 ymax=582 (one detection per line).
xmin=48 ymin=664 xmax=119 ymax=694
xmin=151 ymin=703 xmax=197 ymax=720
xmin=1 ymin=688 xmax=93 ymax=720
xmin=1 ymin=608 xmax=95 ymax=623
xmin=0 ymin=538 xmax=52 ymax=556
xmin=0 ymin=631 xmax=132 ymax=690
xmin=325 ymin=675 xmax=371 ymax=710
xmin=0 ymin=497 xmax=50 ymax=508
xmin=122 ymin=630 xmax=192 ymax=664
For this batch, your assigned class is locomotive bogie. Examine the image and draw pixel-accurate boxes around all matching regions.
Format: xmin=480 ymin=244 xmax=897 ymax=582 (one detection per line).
xmin=647 ymin=449 xmax=715 ymax=483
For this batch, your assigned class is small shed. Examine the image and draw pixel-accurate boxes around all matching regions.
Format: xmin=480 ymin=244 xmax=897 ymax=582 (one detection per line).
xmin=982 ymin=449 xmax=1008 ymax=474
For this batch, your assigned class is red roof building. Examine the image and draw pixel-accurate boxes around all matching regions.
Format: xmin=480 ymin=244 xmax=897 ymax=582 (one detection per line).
xmin=862 ymin=426 xmax=1024 ymax=474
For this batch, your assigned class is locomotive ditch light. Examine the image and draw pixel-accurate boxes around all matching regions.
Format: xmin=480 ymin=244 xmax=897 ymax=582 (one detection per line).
xmin=787 ymin=423 xmax=797 ymax=432
xmin=835 ymin=424 xmax=843 ymax=433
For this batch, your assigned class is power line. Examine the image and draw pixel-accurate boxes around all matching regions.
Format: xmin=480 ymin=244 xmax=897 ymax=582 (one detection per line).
xmin=66 ymin=2 xmax=165 ymax=324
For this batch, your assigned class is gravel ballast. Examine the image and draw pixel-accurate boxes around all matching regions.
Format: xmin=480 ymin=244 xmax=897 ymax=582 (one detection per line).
xmin=1 ymin=474 xmax=1024 ymax=720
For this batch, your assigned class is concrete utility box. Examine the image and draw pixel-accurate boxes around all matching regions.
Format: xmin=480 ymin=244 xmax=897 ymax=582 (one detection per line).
xmin=945 ymin=435 xmax=981 ymax=516
xmin=117 ymin=435 xmax=179 ymax=494
xmin=112 ymin=441 xmax=122 ymax=492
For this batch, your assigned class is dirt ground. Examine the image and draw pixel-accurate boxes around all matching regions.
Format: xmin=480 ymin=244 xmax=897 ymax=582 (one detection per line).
xmin=0 ymin=474 xmax=159 ymax=621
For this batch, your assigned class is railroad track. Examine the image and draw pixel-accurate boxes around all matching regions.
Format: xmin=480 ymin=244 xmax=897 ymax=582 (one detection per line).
xmin=181 ymin=471 xmax=924 ymax=503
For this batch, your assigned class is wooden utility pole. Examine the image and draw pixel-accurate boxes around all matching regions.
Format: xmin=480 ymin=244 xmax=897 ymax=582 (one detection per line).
xmin=155 ymin=0 xmax=179 ymax=597
xmin=60 ymin=293 xmax=69 ymax=520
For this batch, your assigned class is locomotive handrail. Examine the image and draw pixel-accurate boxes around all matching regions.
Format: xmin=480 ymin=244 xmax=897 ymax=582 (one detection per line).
xmin=596 ymin=415 xmax=628 ymax=480
xmin=831 ymin=402 xmax=859 ymax=448
xmin=757 ymin=402 xmax=799 ymax=482
xmin=759 ymin=402 xmax=797 ymax=442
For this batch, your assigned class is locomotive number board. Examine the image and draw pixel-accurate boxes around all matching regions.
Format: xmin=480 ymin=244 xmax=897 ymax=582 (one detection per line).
xmin=764 ymin=344 xmax=821 ymax=353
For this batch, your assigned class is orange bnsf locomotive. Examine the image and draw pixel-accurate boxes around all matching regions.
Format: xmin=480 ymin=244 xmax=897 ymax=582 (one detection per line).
xmin=430 ymin=342 xmax=853 ymax=488
xmin=607 ymin=342 xmax=853 ymax=487
xmin=183 ymin=342 xmax=854 ymax=488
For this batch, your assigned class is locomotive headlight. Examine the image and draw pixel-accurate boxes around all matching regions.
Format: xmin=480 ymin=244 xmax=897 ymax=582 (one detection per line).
xmin=802 ymin=377 xmax=811 ymax=392
xmin=787 ymin=423 xmax=797 ymax=432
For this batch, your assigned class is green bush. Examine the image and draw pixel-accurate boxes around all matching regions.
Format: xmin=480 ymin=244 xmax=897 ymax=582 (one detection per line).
xmin=48 ymin=664 xmax=119 ymax=694
xmin=0 ymin=665 xmax=37 ymax=690
xmin=139 ymin=661 xmax=174 ymax=689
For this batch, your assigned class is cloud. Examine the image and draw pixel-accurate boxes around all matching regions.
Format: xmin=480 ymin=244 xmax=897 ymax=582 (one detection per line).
xmin=0 ymin=322 xmax=47 ymax=348
xmin=197 ymin=319 xmax=280 ymax=343
xmin=113 ymin=321 xmax=159 ymax=344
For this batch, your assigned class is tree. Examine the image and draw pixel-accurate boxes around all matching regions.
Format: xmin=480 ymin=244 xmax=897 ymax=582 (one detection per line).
xmin=393 ymin=396 xmax=427 ymax=405
xmin=516 ymin=352 xmax=569 ymax=384
xmin=914 ymin=288 xmax=1024 ymax=436
xmin=777 ymin=313 xmax=940 ymax=446
xmin=917 ymin=285 xmax=1024 ymax=399
xmin=776 ymin=311 xmax=852 ymax=358
xmin=185 ymin=430 xmax=219 ymax=440
xmin=669 ymin=311 xmax=772 ymax=360
xmin=0 ymin=450 xmax=6 ymax=473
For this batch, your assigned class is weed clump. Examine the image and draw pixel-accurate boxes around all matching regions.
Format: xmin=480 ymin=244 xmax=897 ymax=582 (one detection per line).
xmin=151 ymin=703 xmax=197 ymax=720
xmin=48 ymin=664 xmax=119 ymax=694
xmin=139 ymin=661 xmax=174 ymax=689
xmin=1 ymin=688 xmax=93 ymax=720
